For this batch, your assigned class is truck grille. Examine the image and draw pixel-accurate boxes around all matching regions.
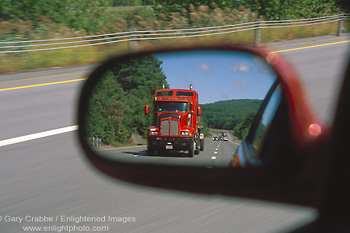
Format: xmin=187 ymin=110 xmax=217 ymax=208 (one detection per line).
xmin=161 ymin=119 xmax=179 ymax=136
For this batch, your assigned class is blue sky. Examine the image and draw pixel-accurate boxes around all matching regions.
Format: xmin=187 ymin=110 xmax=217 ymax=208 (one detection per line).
xmin=155 ymin=51 xmax=277 ymax=104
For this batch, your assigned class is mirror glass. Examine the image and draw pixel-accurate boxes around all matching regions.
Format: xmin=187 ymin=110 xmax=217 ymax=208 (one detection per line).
xmin=84 ymin=50 xmax=278 ymax=168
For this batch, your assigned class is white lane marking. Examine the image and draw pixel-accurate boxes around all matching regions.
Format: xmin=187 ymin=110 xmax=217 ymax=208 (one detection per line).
xmin=211 ymin=156 xmax=217 ymax=160
xmin=0 ymin=125 xmax=78 ymax=147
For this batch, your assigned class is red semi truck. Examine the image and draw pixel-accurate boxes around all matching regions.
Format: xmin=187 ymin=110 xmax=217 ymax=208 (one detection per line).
xmin=145 ymin=86 xmax=204 ymax=157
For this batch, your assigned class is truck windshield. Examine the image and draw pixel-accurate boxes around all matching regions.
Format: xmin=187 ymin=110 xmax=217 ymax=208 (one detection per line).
xmin=157 ymin=102 xmax=188 ymax=112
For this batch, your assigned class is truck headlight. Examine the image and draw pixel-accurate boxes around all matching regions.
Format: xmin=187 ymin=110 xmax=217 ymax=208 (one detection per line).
xmin=181 ymin=131 xmax=190 ymax=136
xmin=149 ymin=131 xmax=159 ymax=136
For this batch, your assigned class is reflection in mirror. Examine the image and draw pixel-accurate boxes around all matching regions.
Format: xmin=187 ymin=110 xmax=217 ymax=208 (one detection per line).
xmin=252 ymin=85 xmax=282 ymax=152
xmin=232 ymin=84 xmax=282 ymax=168
xmin=84 ymin=50 xmax=277 ymax=168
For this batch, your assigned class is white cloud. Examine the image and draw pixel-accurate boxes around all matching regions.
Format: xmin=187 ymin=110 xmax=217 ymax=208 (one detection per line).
xmin=197 ymin=64 xmax=211 ymax=73
xmin=230 ymin=64 xmax=251 ymax=72
xmin=233 ymin=82 xmax=248 ymax=88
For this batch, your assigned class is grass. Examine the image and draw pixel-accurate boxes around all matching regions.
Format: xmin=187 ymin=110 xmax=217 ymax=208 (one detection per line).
xmin=1 ymin=21 xmax=348 ymax=74
xmin=261 ymin=21 xmax=341 ymax=43
xmin=0 ymin=42 xmax=130 ymax=73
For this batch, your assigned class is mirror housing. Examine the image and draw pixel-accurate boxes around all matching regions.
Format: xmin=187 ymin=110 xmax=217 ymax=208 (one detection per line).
xmin=77 ymin=44 xmax=323 ymax=207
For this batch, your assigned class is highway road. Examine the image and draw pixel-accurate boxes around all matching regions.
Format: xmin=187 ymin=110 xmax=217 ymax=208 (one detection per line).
xmin=1 ymin=34 xmax=349 ymax=232
xmin=97 ymin=137 xmax=239 ymax=168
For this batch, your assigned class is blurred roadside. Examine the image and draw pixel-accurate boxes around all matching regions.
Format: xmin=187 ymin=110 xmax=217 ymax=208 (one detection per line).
xmin=1 ymin=2 xmax=349 ymax=74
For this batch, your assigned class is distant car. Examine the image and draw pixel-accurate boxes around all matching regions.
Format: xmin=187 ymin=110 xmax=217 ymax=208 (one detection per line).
xmin=212 ymin=136 xmax=218 ymax=141
xmin=223 ymin=137 xmax=229 ymax=141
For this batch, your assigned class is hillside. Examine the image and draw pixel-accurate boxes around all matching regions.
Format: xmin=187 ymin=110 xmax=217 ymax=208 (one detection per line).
xmin=201 ymin=99 xmax=262 ymax=139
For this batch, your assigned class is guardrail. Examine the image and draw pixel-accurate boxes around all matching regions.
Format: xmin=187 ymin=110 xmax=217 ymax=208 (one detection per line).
xmin=88 ymin=137 xmax=102 ymax=147
xmin=1 ymin=14 xmax=349 ymax=53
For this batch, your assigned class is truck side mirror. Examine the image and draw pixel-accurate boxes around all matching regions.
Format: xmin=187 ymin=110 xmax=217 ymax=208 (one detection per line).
xmin=145 ymin=105 xmax=149 ymax=115
xmin=197 ymin=106 xmax=201 ymax=116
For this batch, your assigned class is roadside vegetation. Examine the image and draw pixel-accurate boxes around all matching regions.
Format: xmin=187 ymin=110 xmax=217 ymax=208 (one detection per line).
xmin=1 ymin=0 xmax=348 ymax=73
xmin=201 ymin=99 xmax=262 ymax=140
xmin=86 ymin=55 xmax=169 ymax=146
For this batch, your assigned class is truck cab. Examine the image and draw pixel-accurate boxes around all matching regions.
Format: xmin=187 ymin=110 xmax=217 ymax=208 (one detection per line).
xmin=145 ymin=87 xmax=203 ymax=157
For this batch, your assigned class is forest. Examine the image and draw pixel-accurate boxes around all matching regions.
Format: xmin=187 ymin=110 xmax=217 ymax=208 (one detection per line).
xmin=201 ymin=99 xmax=262 ymax=139
xmin=86 ymin=55 xmax=169 ymax=145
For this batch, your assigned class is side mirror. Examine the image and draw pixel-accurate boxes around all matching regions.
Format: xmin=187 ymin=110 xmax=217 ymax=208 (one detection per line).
xmin=77 ymin=45 xmax=322 ymax=206
xmin=197 ymin=106 xmax=201 ymax=116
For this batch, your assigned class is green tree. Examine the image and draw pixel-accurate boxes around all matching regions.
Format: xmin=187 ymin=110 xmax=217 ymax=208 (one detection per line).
xmin=153 ymin=0 xmax=244 ymax=13
xmin=201 ymin=99 xmax=262 ymax=131
xmin=116 ymin=56 xmax=169 ymax=136
xmin=244 ymin=0 xmax=337 ymax=20
xmin=86 ymin=55 xmax=168 ymax=145
xmin=87 ymin=71 xmax=127 ymax=144
xmin=152 ymin=0 xmax=338 ymax=20
xmin=233 ymin=112 xmax=256 ymax=140
xmin=111 ymin=0 xmax=143 ymax=6
xmin=0 ymin=0 xmax=110 ymax=33
xmin=110 ymin=55 xmax=168 ymax=93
